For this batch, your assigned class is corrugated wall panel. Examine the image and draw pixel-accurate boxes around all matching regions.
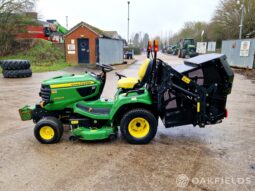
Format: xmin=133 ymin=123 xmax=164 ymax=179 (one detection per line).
xmin=99 ymin=38 xmax=124 ymax=65
xmin=221 ymin=39 xmax=255 ymax=69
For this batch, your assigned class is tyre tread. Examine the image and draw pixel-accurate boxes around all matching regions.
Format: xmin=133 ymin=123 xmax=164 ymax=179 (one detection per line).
xmin=1 ymin=60 xmax=30 ymax=70
xmin=34 ymin=117 xmax=63 ymax=144
xmin=3 ymin=69 xmax=32 ymax=78
xmin=120 ymin=108 xmax=158 ymax=144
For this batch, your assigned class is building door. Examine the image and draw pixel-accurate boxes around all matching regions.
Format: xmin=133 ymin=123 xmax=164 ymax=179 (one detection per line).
xmin=78 ymin=38 xmax=89 ymax=64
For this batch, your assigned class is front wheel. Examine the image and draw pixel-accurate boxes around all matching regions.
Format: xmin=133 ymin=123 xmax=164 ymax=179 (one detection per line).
xmin=34 ymin=117 xmax=63 ymax=144
xmin=120 ymin=109 xmax=158 ymax=144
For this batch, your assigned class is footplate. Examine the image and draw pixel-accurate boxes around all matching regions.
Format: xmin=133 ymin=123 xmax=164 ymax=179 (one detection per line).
xmin=72 ymin=126 xmax=116 ymax=140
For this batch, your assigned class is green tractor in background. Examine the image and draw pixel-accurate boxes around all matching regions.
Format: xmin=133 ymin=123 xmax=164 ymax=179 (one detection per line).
xmin=178 ymin=38 xmax=199 ymax=58
xmin=19 ymin=40 xmax=234 ymax=144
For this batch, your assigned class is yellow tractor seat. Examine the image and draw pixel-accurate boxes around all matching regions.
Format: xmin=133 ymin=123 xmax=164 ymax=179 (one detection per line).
xmin=117 ymin=59 xmax=151 ymax=89
xmin=117 ymin=77 xmax=139 ymax=89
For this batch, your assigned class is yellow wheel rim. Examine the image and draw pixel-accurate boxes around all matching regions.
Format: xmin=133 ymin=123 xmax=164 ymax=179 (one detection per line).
xmin=128 ymin=117 xmax=150 ymax=138
xmin=39 ymin=126 xmax=55 ymax=140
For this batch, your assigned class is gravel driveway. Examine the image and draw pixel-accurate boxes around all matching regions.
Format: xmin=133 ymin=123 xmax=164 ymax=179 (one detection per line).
xmin=0 ymin=53 xmax=254 ymax=191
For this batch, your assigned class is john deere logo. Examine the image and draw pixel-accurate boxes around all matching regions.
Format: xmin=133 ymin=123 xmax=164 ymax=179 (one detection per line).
xmin=54 ymin=97 xmax=64 ymax=100
xmin=50 ymin=81 xmax=95 ymax=89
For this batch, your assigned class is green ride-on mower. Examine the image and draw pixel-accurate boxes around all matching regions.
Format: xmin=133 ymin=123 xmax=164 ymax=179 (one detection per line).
xmin=19 ymin=40 xmax=234 ymax=144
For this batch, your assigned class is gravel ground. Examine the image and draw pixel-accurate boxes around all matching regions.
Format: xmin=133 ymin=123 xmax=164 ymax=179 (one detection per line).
xmin=233 ymin=68 xmax=255 ymax=80
xmin=0 ymin=53 xmax=254 ymax=191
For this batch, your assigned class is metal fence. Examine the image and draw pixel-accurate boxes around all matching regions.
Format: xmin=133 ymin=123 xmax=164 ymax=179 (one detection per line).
xmin=98 ymin=38 xmax=124 ymax=65
xmin=221 ymin=39 xmax=255 ymax=69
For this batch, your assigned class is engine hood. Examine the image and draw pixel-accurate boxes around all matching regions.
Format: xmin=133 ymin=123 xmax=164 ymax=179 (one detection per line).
xmin=42 ymin=73 xmax=99 ymax=88
xmin=187 ymin=44 xmax=195 ymax=48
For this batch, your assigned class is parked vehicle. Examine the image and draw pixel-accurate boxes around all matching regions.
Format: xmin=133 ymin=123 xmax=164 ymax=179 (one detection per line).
xmin=166 ymin=45 xmax=178 ymax=55
xmin=16 ymin=21 xmax=68 ymax=43
xmin=124 ymin=51 xmax=133 ymax=59
xmin=19 ymin=40 xmax=234 ymax=145
xmin=124 ymin=47 xmax=134 ymax=59
xmin=178 ymin=38 xmax=198 ymax=58
xmin=162 ymin=46 xmax=168 ymax=53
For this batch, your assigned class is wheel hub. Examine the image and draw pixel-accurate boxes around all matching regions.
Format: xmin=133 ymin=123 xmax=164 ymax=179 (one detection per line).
xmin=39 ymin=126 xmax=54 ymax=140
xmin=128 ymin=117 xmax=150 ymax=138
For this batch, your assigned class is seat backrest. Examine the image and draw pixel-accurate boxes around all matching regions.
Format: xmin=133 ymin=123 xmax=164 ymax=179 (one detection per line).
xmin=138 ymin=59 xmax=151 ymax=81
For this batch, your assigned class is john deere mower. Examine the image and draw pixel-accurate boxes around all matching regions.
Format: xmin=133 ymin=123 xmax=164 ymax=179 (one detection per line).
xmin=19 ymin=40 xmax=234 ymax=144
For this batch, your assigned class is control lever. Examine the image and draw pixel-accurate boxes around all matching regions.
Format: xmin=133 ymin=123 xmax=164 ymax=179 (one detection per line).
xmin=115 ymin=72 xmax=126 ymax=79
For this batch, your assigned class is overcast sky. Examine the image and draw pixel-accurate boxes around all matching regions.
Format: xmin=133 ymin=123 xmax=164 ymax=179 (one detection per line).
xmin=36 ymin=0 xmax=220 ymax=39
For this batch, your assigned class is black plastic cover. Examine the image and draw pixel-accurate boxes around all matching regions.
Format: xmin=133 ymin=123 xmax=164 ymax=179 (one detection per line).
xmin=161 ymin=53 xmax=234 ymax=128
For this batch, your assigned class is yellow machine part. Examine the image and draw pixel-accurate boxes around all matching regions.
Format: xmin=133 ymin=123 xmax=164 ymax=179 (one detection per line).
xmin=138 ymin=59 xmax=150 ymax=81
xmin=117 ymin=77 xmax=138 ymax=89
xmin=39 ymin=126 xmax=55 ymax=140
xmin=117 ymin=59 xmax=150 ymax=89
xmin=128 ymin=117 xmax=150 ymax=138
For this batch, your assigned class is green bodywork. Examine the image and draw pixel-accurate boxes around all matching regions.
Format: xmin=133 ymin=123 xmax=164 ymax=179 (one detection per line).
xmin=72 ymin=126 xmax=116 ymax=140
xmin=73 ymin=89 xmax=152 ymax=121
xmin=19 ymin=105 xmax=34 ymax=121
xmin=54 ymin=21 xmax=68 ymax=34
xmin=43 ymin=73 xmax=102 ymax=110
xmin=187 ymin=44 xmax=195 ymax=50
xmin=20 ymin=72 xmax=153 ymax=140
xmin=178 ymin=38 xmax=198 ymax=57
xmin=71 ymin=89 xmax=152 ymax=139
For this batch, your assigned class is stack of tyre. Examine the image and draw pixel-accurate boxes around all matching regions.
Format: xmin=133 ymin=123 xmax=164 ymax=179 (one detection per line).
xmin=0 ymin=60 xmax=32 ymax=78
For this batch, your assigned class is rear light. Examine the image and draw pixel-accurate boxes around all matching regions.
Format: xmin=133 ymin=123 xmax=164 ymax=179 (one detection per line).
xmin=225 ymin=109 xmax=228 ymax=118
xmin=154 ymin=40 xmax=159 ymax=52
xmin=147 ymin=41 xmax=152 ymax=51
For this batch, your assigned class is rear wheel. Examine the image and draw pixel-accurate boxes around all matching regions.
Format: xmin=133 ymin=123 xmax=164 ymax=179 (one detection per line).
xmin=34 ymin=117 xmax=63 ymax=144
xmin=120 ymin=109 xmax=157 ymax=144
xmin=178 ymin=50 xmax=181 ymax=58
xmin=182 ymin=51 xmax=186 ymax=58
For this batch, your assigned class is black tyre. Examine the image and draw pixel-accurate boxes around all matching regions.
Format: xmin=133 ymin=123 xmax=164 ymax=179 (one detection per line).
xmin=1 ymin=60 xmax=30 ymax=70
xmin=178 ymin=50 xmax=182 ymax=58
xmin=182 ymin=51 xmax=186 ymax=58
xmin=34 ymin=117 xmax=64 ymax=144
xmin=3 ymin=69 xmax=32 ymax=78
xmin=120 ymin=109 xmax=158 ymax=144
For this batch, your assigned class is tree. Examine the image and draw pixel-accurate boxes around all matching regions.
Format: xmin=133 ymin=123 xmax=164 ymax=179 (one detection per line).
xmin=0 ymin=0 xmax=36 ymax=55
xmin=133 ymin=33 xmax=140 ymax=46
xmin=212 ymin=0 xmax=255 ymax=39
xmin=205 ymin=21 xmax=224 ymax=46
xmin=142 ymin=33 xmax=149 ymax=49
xmin=178 ymin=21 xmax=208 ymax=41
xmin=168 ymin=21 xmax=208 ymax=44
xmin=167 ymin=0 xmax=255 ymax=47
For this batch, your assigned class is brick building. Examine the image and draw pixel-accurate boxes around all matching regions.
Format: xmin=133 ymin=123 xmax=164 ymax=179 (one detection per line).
xmin=64 ymin=22 xmax=124 ymax=65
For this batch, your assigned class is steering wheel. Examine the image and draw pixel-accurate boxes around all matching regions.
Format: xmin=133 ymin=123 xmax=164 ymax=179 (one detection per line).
xmin=96 ymin=63 xmax=115 ymax=72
